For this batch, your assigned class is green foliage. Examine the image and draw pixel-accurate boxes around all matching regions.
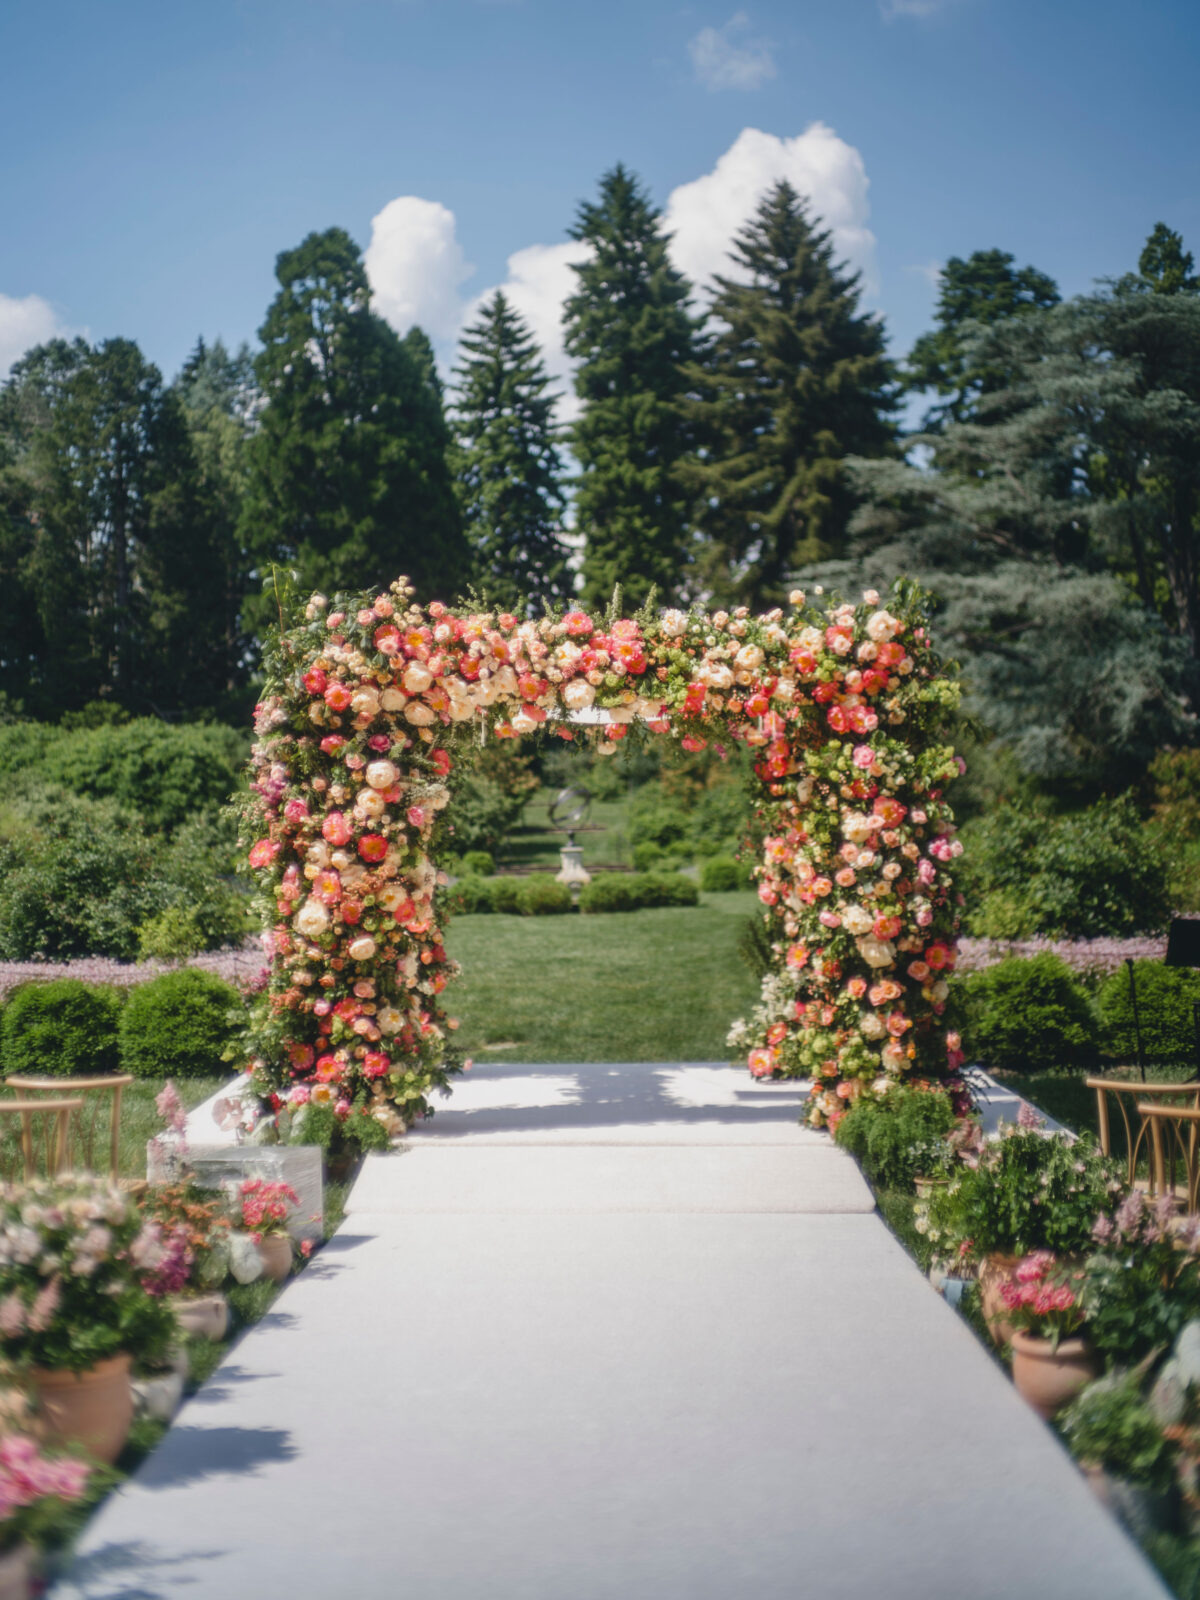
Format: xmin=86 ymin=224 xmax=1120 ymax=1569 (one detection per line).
xmin=517 ymin=875 xmax=573 ymax=915
xmin=118 ymin=969 xmax=240 ymax=1079
xmin=579 ymin=873 xmax=699 ymax=913
xmin=451 ymin=292 xmax=569 ymax=613
xmin=0 ymin=980 xmax=124 ymax=1078
xmin=239 ymin=227 xmax=468 ymax=630
xmin=1061 ymin=1371 xmax=1177 ymax=1490
xmin=1098 ymin=961 xmax=1200 ymax=1061
xmin=958 ymin=955 xmax=1099 ymax=1072
xmin=922 ymin=1128 xmax=1124 ymax=1259
xmin=1084 ymin=1196 xmax=1200 ymax=1364
xmin=685 ymin=180 xmax=895 ymax=604
xmin=564 ymin=165 xmax=699 ymax=608
xmin=699 ymin=856 xmax=751 ymax=892
xmin=443 ymin=876 xmax=496 ymax=916
xmin=445 ymin=740 xmax=538 ymax=856
xmin=488 ymin=877 xmax=523 ymax=914
xmin=960 ymin=798 xmax=1172 ymax=938
xmin=0 ymin=795 xmax=246 ymax=960
xmin=834 ymin=1085 xmax=958 ymax=1194
xmin=1149 ymin=747 xmax=1200 ymax=841
xmin=461 ymin=850 xmax=494 ymax=878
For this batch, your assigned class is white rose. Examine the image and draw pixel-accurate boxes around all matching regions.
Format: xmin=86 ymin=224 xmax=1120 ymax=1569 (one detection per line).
xmin=860 ymin=1013 xmax=887 ymax=1040
xmin=402 ymin=662 xmax=434 ymax=695
xmin=377 ymin=1006 xmax=403 ymax=1034
xmin=842 ymin=813 xmax=876 ymax=844
xmin=563 ymin=679 xmax=595 ymax=711
xmin=842 ymin=905 xmax=874 ymax=937
xmin=366 ymin=760 xmax=398 ymax=791
xmin=306 ymin=841 xmax=331 ymax=868
xmin=866 ymin=610 xmax=900 ymax=643
xmin=511 ymin=708 xmax=538 ymax=735
xmin=380 ymin=687 xmax=407 ymax=713
xmin=351 ymin=687 xmax=381 ymax=719
xmin=735 ymin=643 xmax=764 ymax=671
xmin=294 ymin=899 xmax=329 ymax=939
xmin=772 ymin=678 xmax=795 ymax=701
xmin=856 ymin=936 xmax=895 ymax=969
xmin=882 ymin=1041 xmax=907 ymax=1072
xmin=405 ymin=702 xmax=436 ymax=726
xmin=348 ymin=935 xmax=377 ymax=962
xmin=660 ymin=609 xmax=688 ymax=638
xmin=355 ymin=788 xmax=385 ymax=819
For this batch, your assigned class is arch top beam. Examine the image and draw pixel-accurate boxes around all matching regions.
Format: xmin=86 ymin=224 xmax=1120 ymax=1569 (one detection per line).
xmin=239 ymin=578 xmax=966 ymax=1152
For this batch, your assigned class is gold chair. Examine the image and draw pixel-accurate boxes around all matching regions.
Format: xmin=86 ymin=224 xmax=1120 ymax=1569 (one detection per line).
xmin=0 ymin=1099 xmax=82 ymax=1184
xmin=1139 ymin=1103 xmax=1200 ymax=1214
xmin=1087 ymin=1077 xmax=1200 ymax=1190
xmin=5 ymin=1075 xmax=133 ymax=1180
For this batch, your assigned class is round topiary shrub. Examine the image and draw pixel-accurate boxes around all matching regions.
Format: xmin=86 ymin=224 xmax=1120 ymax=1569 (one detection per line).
xmin=641 ymin=874 xmax=699 ymax=908
xmin=119 ymin=969 xmax=240 ymax=1079
xmin=461 ymin=850 xmax=495 ymax=878
xmin=1098 ymin=961 xmax=1200 ymax=1063
xmin=579 ymin=875 xmax=640 ymax=913
xmin=443 ymin=876 xmax=495 ymax=915
xmin=699 ymin=856 xmax=750 ymax=893
xmin=517 ymin=875 xmax=573 ymax=915
xmin=488 ymin=877 xmax=522 ymax=915
xmin=959 ymin=953 xmax=1099 ymax=1073
xmin=0 ymin=980 xmax=124 ymax=1078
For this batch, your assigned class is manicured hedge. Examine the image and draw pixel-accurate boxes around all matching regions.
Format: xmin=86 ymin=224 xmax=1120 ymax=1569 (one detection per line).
xmin=1098 ymin=960 xmax=1200 ymax=1062
xmin=118 ymin=969 xmax=241 ymax=1079
xmin=579 ymin=873 xmax=699 ymax=913
xmin=699 ymin=855 xmax=752 ymax=892
xmin=958 ymin=953 xmax=1099 ymax=1073
xmin=0 ymin=980 xmax=124 ymax=1078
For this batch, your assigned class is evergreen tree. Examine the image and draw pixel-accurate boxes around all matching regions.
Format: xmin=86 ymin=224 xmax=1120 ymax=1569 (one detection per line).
xmin=906 ymin=249 xmax=1060 ymax=427
xmin=451 ymin=291 xmax=568 ymax=613
xmin=685 ymin=180 xmax=895 ymax=607
xmin=563 ymin=165 xmax=699 ymax=609
xmin=240 ymin=228 xmax=468 ymax=634
xmin=1133 ymin=223 xmax=1199 ymax=296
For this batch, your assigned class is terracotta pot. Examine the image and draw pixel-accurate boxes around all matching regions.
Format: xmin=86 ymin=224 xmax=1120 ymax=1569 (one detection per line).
xmin=29 ymin=1353 xmax=133 ymax=1464
xmin=169 ymin=1292 xmax=229 ymax=1342
xmin=978 ymin=1252 xmax=1022 ymax=1347
xmin=1010 ymin=1332 xmax=1098 ymax=1420
xmin=0 ymin=1542 xmax=32 ymax=1600
xmin=256 ymin=1232 xmax=292 ymax=1283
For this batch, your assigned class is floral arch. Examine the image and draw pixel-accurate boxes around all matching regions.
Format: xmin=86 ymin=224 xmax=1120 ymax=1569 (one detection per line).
xmin=239 ymin=577 xmax=966 ymax=1149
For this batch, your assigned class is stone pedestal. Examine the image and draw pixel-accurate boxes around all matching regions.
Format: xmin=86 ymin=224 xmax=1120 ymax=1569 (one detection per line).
xmin=184 ymin=1145 xmax=323 ymax=1245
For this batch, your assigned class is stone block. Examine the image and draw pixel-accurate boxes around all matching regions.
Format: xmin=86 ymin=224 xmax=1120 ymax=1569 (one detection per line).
xmin=184 ymin=1144 xmax=323 ymax=1245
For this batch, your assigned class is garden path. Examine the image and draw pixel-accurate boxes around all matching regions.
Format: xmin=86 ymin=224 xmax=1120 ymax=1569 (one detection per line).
xmin=58 ymin=1063 xmax=1165 ymax=1600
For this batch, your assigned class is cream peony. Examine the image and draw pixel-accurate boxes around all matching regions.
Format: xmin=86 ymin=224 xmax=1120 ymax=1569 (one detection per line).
xmin=842 ymin=813 xmax=876 ymax=844
xmin=376 ymin=1006 xmax=403 ymax=1034
xmin=659 ymin=609 xmax=688 ymax=638
xmin=351 ymin=687 xmax=381 ymax=719
xmin=860 ymin=1013 xmax=887 ymax=1040
xmin=294 ymin=899 xmax=330 ymax=939
xmin=735 ymin=643 xmax=764 ymax=671
xmin=405 ymin=701 xmax=436 ymax=726
xmin=511 ymin=709 xmax=539 ymax=735
xmin=866 ymin=610 xmax=900 ymax=643
xmin=380 ymin=687 xmax=407 ymax=713
xmin=348 ymin=935 xmax=377 ymax=962
xmin=856 ymin=936 xmax=895 ymax=969
xmin=562 ymin=678 xmax=595 ymax=711
xmin=402 ymin=662 xmax=434 ymax=695
xmin=355 ymin=788 xmax=385 ymax=819
xmin=841 ymin=905 xmax=874 ymax=937
xmin=366 ymin=759 xmax=398 ymax=791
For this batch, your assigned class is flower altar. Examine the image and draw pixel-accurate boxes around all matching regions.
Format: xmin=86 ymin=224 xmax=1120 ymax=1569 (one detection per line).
xmin=239 ymin=577 xmax=964 ymax=1137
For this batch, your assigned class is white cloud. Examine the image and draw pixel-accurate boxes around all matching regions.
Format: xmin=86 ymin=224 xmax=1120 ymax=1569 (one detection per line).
xmin=688 ymin=12 xmax=777 ymax=91
xmin=462 ymin=238 xmax=590 ymax=417
xmin=0 ymin=292 xmax=69 ymax=379
xmin=364 ymin=196 xmax=475 ymax=342
xmin=907 ymin=259 xmax=943 ymax=290
xmin=665 ymin=124 xmax=878 ymax=298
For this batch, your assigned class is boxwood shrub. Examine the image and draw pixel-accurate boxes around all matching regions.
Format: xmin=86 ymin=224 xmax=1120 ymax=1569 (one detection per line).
xmin=443 ymin=876 xmax=496 ymax=915
xmin=517 ymin=876 xmax=573 ymax=915
xmin=0 ymin=980 xmax=124 ymax=1078
xmin=579 ymin=873 xmax=700 ymax=913
xmin=699 ymin=856 xmax=752 ymax=892
xmin=958 ymin=953 xmax=1099 ymax=1073
xmin=1097 ymin=960 xmax=1200 ymax=1063
xmin=118 ymin=969 xmax=241 ymax=1079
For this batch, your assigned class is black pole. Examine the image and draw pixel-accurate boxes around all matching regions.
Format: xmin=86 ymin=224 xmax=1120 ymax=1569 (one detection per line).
xmin=1127 ymin=957 xmax=1146 ymax=1083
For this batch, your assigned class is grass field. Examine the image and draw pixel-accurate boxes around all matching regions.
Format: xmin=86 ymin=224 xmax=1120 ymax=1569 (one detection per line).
xmin=444 ymin=890 xmax=762 ymax=1061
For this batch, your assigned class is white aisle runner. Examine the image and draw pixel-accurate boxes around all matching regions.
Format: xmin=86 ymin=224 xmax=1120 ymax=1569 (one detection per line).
xmin=57 ymin=1063 xmax=1168 ymax=1600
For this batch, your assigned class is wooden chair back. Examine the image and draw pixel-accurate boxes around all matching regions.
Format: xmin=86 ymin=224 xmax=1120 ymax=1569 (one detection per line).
xmin=1139 ymin=1103 xmax=1200 ymax=1213
xmin=4 ymin=1075 xmax=133 ymax=1179
xmin=0 ymin=1099 xmax=83 ymax=1184
xmin=1086 ymin=1077 xmax=1200 ymax=1188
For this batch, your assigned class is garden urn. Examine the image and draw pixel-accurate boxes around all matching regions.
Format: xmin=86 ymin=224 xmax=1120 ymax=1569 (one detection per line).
xmin=1010 ymin=1332 xmax=1099 ymax=1421
xmin=29 ymin=1354 xmax=133 ymax=1464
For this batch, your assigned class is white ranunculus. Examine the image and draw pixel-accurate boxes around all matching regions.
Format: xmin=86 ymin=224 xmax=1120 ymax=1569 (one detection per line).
xmin=856 ymin=936 xmax=895 ymax=969
xmin=294 ymin=899 xmax=329 ymax=939
xmin=348 ymin=935 xmax=377 ymax=962
xmin=563 ymin=678 xmax=595 ymax=711
xmin=882 ymin=1041 xmax=907 ymax=1072
xmin=403 ymin=662 xmax=434 ymax=695
xmin=842 ymin=905 xmax=874 ymax=937
xmin=772 ymin=678 xmax=795 ymax=701
xmin=366 ymin=759 xmax=398 ymax=791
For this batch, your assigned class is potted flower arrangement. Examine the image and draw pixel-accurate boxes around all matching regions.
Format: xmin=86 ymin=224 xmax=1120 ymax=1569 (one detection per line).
xmin=0 ymin=1177 xmax=178 ymax=1463
xmin=141 ymin=1182 xmax=232 ymax=1341
xmin=1083 ymin=1193 xmax=1200 ymax=1367
xmin=921 ymin=1119 xmax=1125 ymax=1345
xmin=237 ymin=1180 xmax=299 ymax=1283
xmin=999 ymin=1252 xmax=1097 ymax=1417
xmin=0 ymin=1434 xmax=96 ymax=1600
xmin=1061 ymin=1369 xmax=1178 ymax=1539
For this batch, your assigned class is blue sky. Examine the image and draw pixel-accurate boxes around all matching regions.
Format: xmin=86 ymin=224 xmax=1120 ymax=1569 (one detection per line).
xmin=1 ymin=0 xmax=1197 ymax=393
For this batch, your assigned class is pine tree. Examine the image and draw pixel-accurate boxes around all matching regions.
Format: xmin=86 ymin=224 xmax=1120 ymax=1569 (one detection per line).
xmin=685 ymin=180 xmax=895 ymax=607
xmin=240 ymin=228 xmax=468 ymax=635
xmin=905 ymin=249 xmax=1060 ymax=427
xmin=564 ymin=165 xmax=699 ymax=609
xmin=451 ymin=292 xmax=568 ymax=613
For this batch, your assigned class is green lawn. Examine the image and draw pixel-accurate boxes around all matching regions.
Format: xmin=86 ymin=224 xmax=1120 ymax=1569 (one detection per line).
xmin=444 ymin=890 xmax=762 ymax=1061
